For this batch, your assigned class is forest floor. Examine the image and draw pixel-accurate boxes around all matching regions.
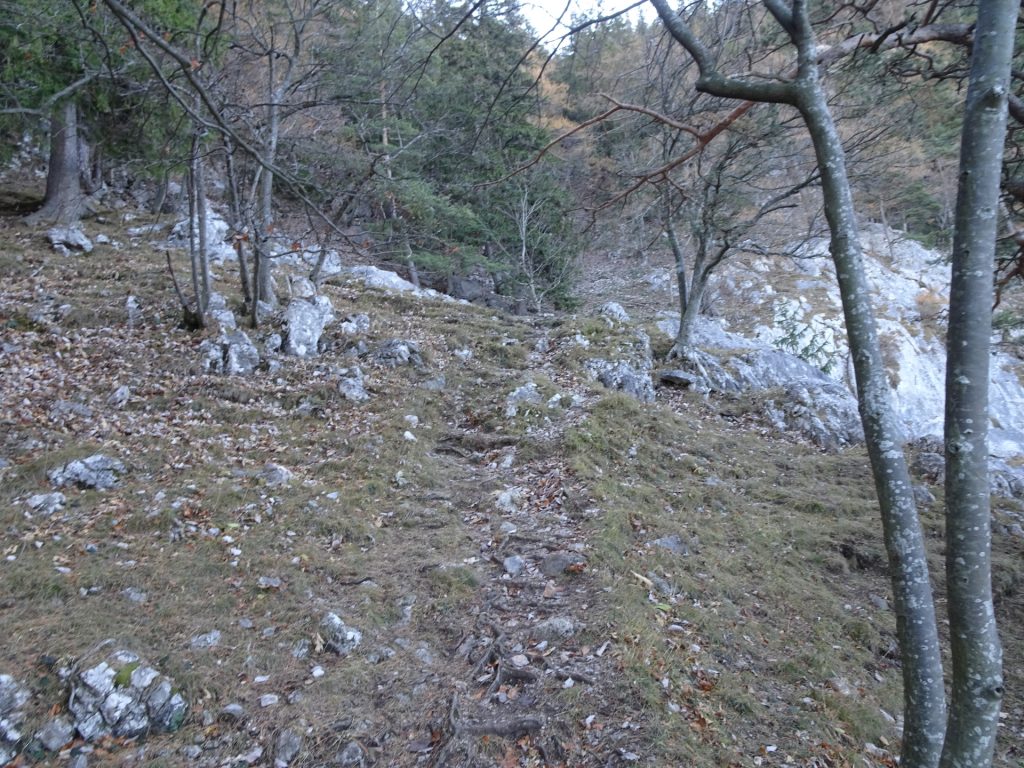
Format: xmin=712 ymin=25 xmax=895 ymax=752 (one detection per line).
xmin=0 ymin=208 xmax=1022 ymax=768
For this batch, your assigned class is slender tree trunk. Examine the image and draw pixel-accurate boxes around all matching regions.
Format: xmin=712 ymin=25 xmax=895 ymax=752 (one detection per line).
xmin=672 ymin=269 xmax=708 ymax=353
xmin=195 ymin=143 xmax=211 ymax=315
xmin=664 ymin=199 xmax=688 ymax=318
xmin=222 ymin=137 xmax=252 ymax=306
xmin=28 ymin=100 xmax=85 ymax=226
xmin=257 ymin=54 xmax=284 ymax=308
xmin=794 ymin=63 xmax=946 ymax=768
xmin=939 ymin=1 xmax=1013 ymax=764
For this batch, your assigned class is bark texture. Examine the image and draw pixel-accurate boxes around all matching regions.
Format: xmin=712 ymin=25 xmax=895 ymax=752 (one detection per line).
xmin=28 ymin=100 xmax=85 ymax=225
xmin=939 ymin=1 xmax=1013 ymax=764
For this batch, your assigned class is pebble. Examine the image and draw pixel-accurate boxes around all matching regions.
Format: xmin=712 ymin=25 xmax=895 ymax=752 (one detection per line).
xmin=274 ymin=728 xmax=302 ymax=767
xmin=539 ymin=551 xmax=585 ymax=577
xmin=259 ymin=694 xmax=280 ymax=708
xmin=190 ymin=630 xmax=221 ymax=649
xmin=534 ymin=616 xmax=577 ymax=641
xmin=220 ymin=703 xmax=246 ymax=721
xmin=503 ymin=555 xmax=526 ymax=576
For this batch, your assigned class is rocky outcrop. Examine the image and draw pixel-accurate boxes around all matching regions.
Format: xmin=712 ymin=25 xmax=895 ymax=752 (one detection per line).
xmin=49 ymin=455 xmax=125 ymax=490
xmin=282 ymin=296 xmax=335 ymax=357
xmin=200 ymin=329 xmax=261 ymax=375
xmin=68 ymin=647 xmax=188 ymax=741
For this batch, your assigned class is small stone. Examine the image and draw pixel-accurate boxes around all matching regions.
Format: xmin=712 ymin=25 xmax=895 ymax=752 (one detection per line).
xmin=493 ymin=487 xmax=523 ymax=514
xmin=190 ymin=630 xmax=221 ymax=649
xmin=320 ymin=613 xmax=362 ymax=656
xmin=336 ymin=740 xmax=366 ymax=767
xmin=510 ymin=654 xmax=529 ymax=668
xmin=505 ymin=382 xmax=542 ymax=417
xmin=260 ymin=463 xmax=292 ymax=487
xmin=144 ymin=679 xmax=171 ymax=715
xmin=100 ymin=690 xmax=133 ymax=724
xmin=75 ymin=711 xmax=108 ymax=741
xmin=258 ymin=575 xmax=283 ymax=590
xmin=26 ymin=492 xmax=66 ymax=516
xmin=311 ymin=666 xmax=325 ymax=678
xmin=533 ymin=616 xmax=577 ymax=641
xmin=128 ymin=666 xmax=159 ymax=691
xmin=80 ymin=663 xmax=116 ymax=697
xmin=47 ymin=226 xmax=93 ymax=253
xmin=367 ymin=647 xmax=395 ymax=665
xmin=503 ymin=555 xmax=526 ymax=576
xmin=49 ymin=455 xmax=124 ymax=490
xmin=869 ymin=594 xmax=889 ymax=612
xmin=122 ymin=587 xmax=148 ymax=604
xmin=292 ymin=639 xmax=311 ymax=659
xmin=652 ymin=534 xmax=689 ymax=557
xmin=106 ymin=386 xmax=131 ymax=409
xmin=36 ymin=716 xmax=74 ymax=751
xmin=539 ymin=551 xmax=586 ymax=577
xmin=259 ymin=694 xmax=279 ymax=708
xmin=599 ymin=302 xmax=630 ymax=324
xmin=274 ymin=727 xmax=303 ymax=767
xmin=219 ymin=703 xmax=246 ymax=721
xmin=403 ymin=430 xmax=417 ymax=442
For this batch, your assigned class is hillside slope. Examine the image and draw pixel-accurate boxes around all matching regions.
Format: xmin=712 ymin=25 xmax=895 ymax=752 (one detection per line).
xmin=0 ymin=213 xmax=1022 ymax=767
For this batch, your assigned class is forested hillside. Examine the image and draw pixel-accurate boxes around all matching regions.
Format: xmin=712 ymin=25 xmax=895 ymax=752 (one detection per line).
xmin=1 ymin=2 xmax=1023 ymax=767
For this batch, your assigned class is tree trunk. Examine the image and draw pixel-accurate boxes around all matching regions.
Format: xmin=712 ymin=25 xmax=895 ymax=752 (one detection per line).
xmin=27 ymin=100 xmax=85 ymax=226
xmin=939 ymin=1 xmax=1013 ymax=764
xmin=664 ymin=201 xmax=688 ymax=318
xmin=222 ymin=137 xmax=252 ymax=306
xmin=793 ymin=59 xmax=946 ymax=768
xmin=673 ymin=268 xmax=708 ymax=352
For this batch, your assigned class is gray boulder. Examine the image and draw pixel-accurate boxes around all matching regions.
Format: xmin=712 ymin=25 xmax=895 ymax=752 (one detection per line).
xmin=48 ymin=227 xmax=93 ymax=253
xmin=207 ymin=292 xmax=237 ymax=330
xmin=26 ymin=492 xmax=66 ymax=516
xmin=337 ymin=367 xmax=370 ymax=402
xmin=660 ymin=341 xmax=865 ymax=448
xmin=274 ymin=727 xmax=303 ymax=767
xmin=585 ymin=359 xmax=655 ymax=403
xmin=36 ymin=717 xmax=75 ymax=752
xmin=49 ymin=455 xmax=124 ymax=490
xmin=765 ymin=379 xmax=864 ymax=450
xmin=68 ymin=648 xmax=188 ymax=741
xmin=200 ymin=329 xmax=260 ymax=375
xmin=283 ymin=296 xmax=335 ymax=357
xmin=260 ymin=463 xmax=293 ymax=487
xmin=320 ymin=613 xmax=362 ymax=656
xmin=338 ymin=313 xmax=371 ymax=336
xmin=289 ymin=276 xmax=317 ymax=299
xmin=599 ymin=301 xmax=631 ymax=325
xmin=369 ymin=339 xmax=423 ymax=368
xmin=0 ymin=674 xmax=29 ymax=764
xmin=505 ymin=382 xmax=542 ymax=417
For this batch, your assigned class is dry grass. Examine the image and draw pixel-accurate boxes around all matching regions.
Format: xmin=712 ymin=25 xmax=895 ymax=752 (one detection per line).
xmin=0 ymin=211 xmax=1021 ymax=767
